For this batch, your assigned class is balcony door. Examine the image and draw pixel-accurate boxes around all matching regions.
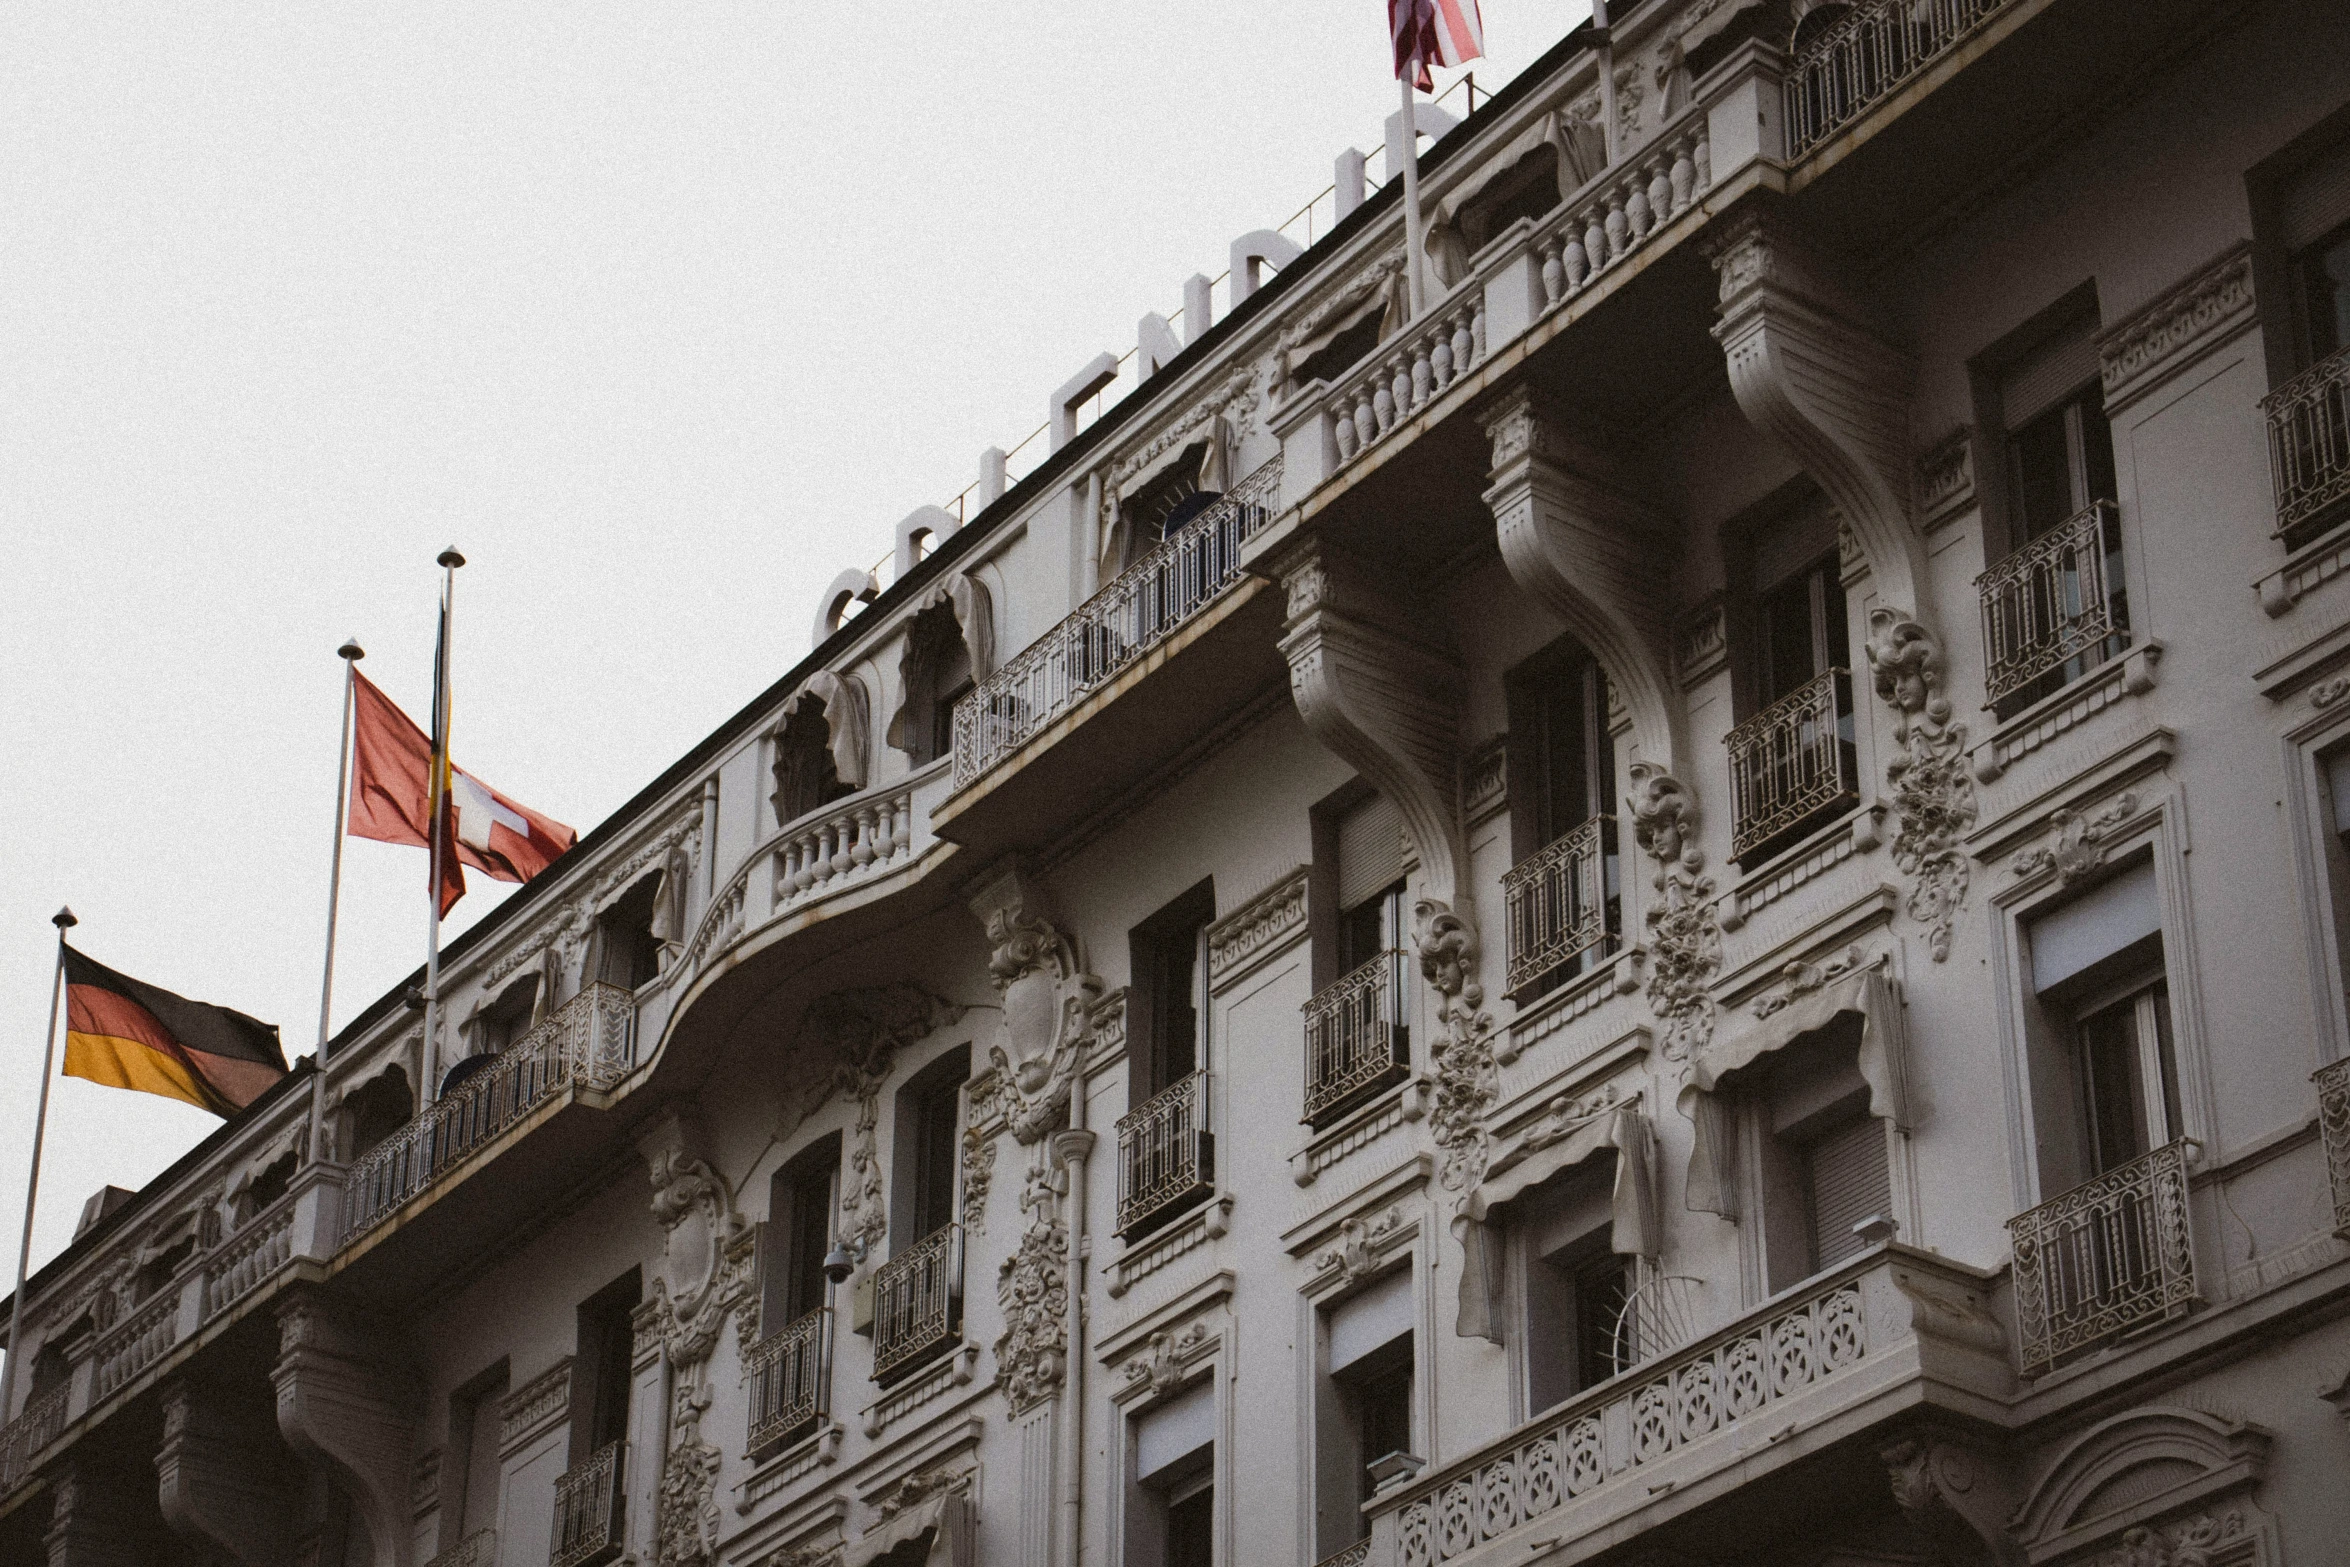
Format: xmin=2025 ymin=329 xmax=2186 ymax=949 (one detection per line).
xmin=1503 ymin=642 xmax=1618 ymax=996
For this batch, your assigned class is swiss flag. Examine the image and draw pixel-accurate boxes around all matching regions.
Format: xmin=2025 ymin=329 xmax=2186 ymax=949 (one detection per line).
xmin=348 ymin=671 xmax=577 ymax=914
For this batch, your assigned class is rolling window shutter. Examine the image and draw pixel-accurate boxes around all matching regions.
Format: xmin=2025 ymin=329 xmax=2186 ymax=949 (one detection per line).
xmin=1338 ymin=792 xmax=1405 ymax=911
xmin=2001 ymin=313 xmax=2101 ymax=429
xmin=2283 ymin=138 xmax=2350 ymax=253
xmin=1805 ymin=1116 xmax=1891 ymax=1270
xmin=2029 ymin=860 xmax=2160 ymax=994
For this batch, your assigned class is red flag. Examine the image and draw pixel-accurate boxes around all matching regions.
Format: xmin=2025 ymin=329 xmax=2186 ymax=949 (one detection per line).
xmin=1390 ymin=0 xmax=1485 ymax=91
xmin=348 ymin=671 xmax=576 ymax=914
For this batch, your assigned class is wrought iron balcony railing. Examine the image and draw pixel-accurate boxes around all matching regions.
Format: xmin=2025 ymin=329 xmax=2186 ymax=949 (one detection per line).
xmin=2317 ymin=1057 xmax=2350 ymax=1238
xmin=1977 ymin=500 xmax=2127 ymax=709
xmin=951 ymin=457 xmax=1281 ymax=789
xmin=1725 ymin=670 xmax=1857 ymax=864
xmin=2264 ymin=344 xmax=2350 ymax=543
xmin=1785 ymin=0 xmax=2017 ymax=158
xmin=2008 ymin=1140 xmax=2199 ymax=1376
xmin=550 ymin=1440 xmax=625 ymax=1567
xmin=872 ymin=1225 xmax=963 ymax=1384
xmin=1117 ymin=1069 xmax=1215 ymax=1238
xmin=1502 ymin=815 xmax=1617 ymax=997
xmin=746 ymin=1307 xmax=831 ymax=1454
xmin=0 ymin=1385 xmax=69 ymax=1495
xmin=1303 ymin=952 xmax=1410 ymax=1127
xmin=342 ymin=982 xmax=637 ymax=1244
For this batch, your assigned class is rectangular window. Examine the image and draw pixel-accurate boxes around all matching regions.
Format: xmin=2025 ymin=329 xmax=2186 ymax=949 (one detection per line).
xmin=762 ymin=1136 xmax=841 ymax=1331
xmin=1130 ymin=1379 xmax=1216 ymax=1567
xmin=441 ymin=1360 xmax=509 ymax=1552
xmin=1757 ymin=554 xmax=1849 ymax=708
xmin=891 ymin=1048 xmax=970 ymax=1251
xmin=1130 ymin=883 xmax=1215 ymax=1101
xmin=1800 ymin=1113 xmax=1893 ymax=1273
xmin=1319 ymin=1270 xmax=1415 ymax=1555
xmin=1502 ymin=643 xmax=1620 ymax=996
xmin=1751 ymin=1014 xmax=1887 ymax=1292
xmin=1511 ymin=1155 xmax=1623 ymax=1413
xmin=2076 ymin=981 xmax=2180 ymax=1175
xmin=596 ymin=875 xmax=664 ymax=992
xmin=571 ymin=1269 xmax=641 ymax=1464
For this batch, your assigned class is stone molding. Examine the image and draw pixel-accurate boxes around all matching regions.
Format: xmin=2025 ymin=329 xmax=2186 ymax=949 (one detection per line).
xmin=1915 ymin=427 xmax=1976 ymax=534
xmin=1675 ymin=593 xmax=1729 ymax=689
xmin=498 ymin=1357 xmax=573 ymax=1457
xmin=1204 ymin=866 xmax=1310 ymax=992
xmin=2097 ymin=243 xmax=2256 ymax=416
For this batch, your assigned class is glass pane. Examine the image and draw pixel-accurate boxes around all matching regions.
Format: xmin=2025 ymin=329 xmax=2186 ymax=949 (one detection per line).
xmin=2079 ymin=1000 xmax=2151 ymax=1174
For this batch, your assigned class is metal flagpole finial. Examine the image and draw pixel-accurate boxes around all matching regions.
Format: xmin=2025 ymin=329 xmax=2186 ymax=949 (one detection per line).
xmin=338 ymin=639 xmax=365 ymax=662
xmin=51 ymin=907 xmax=76 ymax=931
xmin=437 ymin=546 xmax=466 ymax=570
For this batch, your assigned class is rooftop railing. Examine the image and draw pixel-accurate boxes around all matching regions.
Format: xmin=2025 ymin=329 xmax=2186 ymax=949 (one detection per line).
xmin=950 ymin=457 xmax=1282 ymax=789
xmin=2264 ymin=344 xmax=2350 ymax=543
xmin=872 ymin=1225 xmax=964 ymax=1384
xmin=1502 ymin=815 xmax=1616 ymax=998
xmin=2317 ymin=1057 xmax=2350 ymax=1238
xmin=2008 ymin=1139 xmax=2199 ymax=1376
xmin=1725 ymin=670 xmax=1857 ymax=864
xmin=1977 ymin=500 xmax=2126 ymax=709
xmin=342 ymin=982 xmax=637 ymax=1244
xmin=1117 ymin=1069 xmax=1215 ymax=1238
xmin=550 ymin=1440 xmax=625 ymax=1567
xmin=746 ymin=1307 xmax=832 ymax=1455
xmin=1303 ymin=952 xmax=1411 ymax=1127
xmin=1785 ymin=0 xmax=2018 ymax=158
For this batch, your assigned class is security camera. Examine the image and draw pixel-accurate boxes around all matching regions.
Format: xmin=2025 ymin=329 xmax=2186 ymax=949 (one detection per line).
xmin=821 ymin=1242 xmax=857 ymax=1286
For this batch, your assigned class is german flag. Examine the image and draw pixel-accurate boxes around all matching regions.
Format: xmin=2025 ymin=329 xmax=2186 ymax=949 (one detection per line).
xmin=62 ymin=948 xmax=288 ymax=1117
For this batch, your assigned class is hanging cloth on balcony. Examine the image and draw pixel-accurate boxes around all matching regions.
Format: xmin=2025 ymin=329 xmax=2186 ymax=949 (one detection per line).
xmin=1423 ymin=108 xmax=1606 ymax=288
xmin=1452 ymin=1099 xmax=1658 ymax=1342
xmin=847 ymin=1486 xmax=972 ymax=1567
xmin=1677 ymin=954 xmax=1908 ymax=1220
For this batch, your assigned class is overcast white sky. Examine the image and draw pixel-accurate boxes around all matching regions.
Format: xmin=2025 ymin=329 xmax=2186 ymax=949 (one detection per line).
xmin=0 ymin=3 xmax=1583 ymax=1282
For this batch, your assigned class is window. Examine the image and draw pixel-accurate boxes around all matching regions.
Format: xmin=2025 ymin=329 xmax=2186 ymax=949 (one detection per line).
xmin=570 ymin=1270 xmax=640 ymax=1466
xmin=892 ymin=1047 xmax=970 ymax=1251
xmin=1305 ymin=788 xmax=1412 ymax=1128
xmin=441 ymin=1360 xmax=509 ymax=1553
xmin=239 ymin=1152 xmax=296 ymax=1221
xmin=2023 ymin=858 xmax=2180 ymax=1195
xmin=1129 ymin=1380 xmax=1215 ymax=1567
xmin=1726 ymin=495 xmax=1857 ymax=865
xmin=1512 ymin=1154 xmax=1628 ymax=1413
xmin=891 ymin=600 xmax=975 ymax=768
xmin=465 ymin=976 xmax=539 ymax=1060
xmin=26 ymin=1343 xmax=69 ymax=1404
xmin=1316 ymin=1271 xmax=1416 ymax=1557
xmin=1130 ymin=884 xmax=1215 ymax=1102
xmin=1502 ymin=641 xmax=1620 ymax=995
xmin=763 ymin=1136 xmax=842 ymax=1332
xmin=1746 ymin=1014 xmax=1891 ymax=1292
xmin=342 ymin=1066 xmax=412 ymax=1162
xmin=771 ymin=692 xmax=853 ymax=826
xmin=595 ymin=875 xmax=663 ymax=993
xmin=2007 ymin=387 xmax=2118 ymax=545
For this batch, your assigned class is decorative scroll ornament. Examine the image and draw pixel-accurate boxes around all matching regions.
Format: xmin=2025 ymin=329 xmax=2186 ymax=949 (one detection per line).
xmin=994 ymin=1162 xmax=1070 ymax=1416
xmin=2083 ymin=1511 xmax=2247 ymax=1567
xmin=874 ymin=1464 xmax=974 ymax=1523
xmin=1420 ymin=901 xmax=1499 ymax=1201
xmin=638 ymin=1120 xmax=754 ymax=1567
xmin=1753 ymin=945 xmax=1872 ymax=1019
xmin=970 ymin=871 xmax=1102 ymax=1148
xmin=1314 ymin=1207 xmax=1403 ymax=1284
xmin=1627 ymin=764 xmax=1719 ymax=1061
xmin=959 ymin=1068 xmax=1004 ymax=1235
xmin=1866 ymin=608 xmax=1977 ymax=961
xmin=2012 ymin=794 xmax=2137 ymax=887
xmin=1123 ymin=1321 xmax=1212 ymax=1397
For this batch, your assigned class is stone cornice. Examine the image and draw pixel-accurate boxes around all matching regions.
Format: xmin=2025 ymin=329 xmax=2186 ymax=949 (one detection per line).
xmin=2096 ymin=242 xmax=2255 ymax=415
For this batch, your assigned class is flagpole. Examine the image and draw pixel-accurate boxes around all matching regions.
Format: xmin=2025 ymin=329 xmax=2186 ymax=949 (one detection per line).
xmin=1400 ymin=71 xmax=1429 ymax=319
xmin=308 ymin=641 xmax=365 ymax=1166
xmin=422 ymin=547 xmax=464 ymax=1096
xmin=4 ymin=909 xmax=77 ymax=1426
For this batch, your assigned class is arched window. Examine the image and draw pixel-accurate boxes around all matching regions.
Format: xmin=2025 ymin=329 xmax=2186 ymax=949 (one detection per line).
xmin=889 ymin=582 xmax=992 ymax=767
xmin=343 ymin=1065 xmax=413 ymax=1162
xmin=774 ymin=673 xmax=871 ymax=826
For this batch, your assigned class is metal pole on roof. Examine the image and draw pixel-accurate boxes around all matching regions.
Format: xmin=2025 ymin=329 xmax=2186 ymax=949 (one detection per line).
xmin=307 ymin=640 xmax=365 ymax=1167
xmin=3 ymin=909 xmax=77 ymax=1427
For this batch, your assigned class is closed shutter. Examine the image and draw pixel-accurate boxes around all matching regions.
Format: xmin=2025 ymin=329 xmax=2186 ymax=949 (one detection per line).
xmin=1338 ymin=792 xmax=1405 ymax=911
xmin=2283 ymin=138 xmax=2350 ymax=253
xmin=2001 ymin=312 xmax=2101 ymax=429
xmin=1805 ymin=1115 xmax=1891 ymax=1271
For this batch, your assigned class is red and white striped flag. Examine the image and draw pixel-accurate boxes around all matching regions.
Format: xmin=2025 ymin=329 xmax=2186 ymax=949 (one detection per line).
xmin=1390 ymin=0 xmax=1486 ymax=92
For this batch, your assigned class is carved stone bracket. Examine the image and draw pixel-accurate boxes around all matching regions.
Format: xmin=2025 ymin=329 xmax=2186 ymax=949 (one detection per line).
xmin=157 ymin=1377 xmax=297 ymax=1567
xmin=1482 ymin=387 xmax=1688 ymax=779
xmin=1882 ymin=1431 xmax=2024 ymax=1567
xmin=271 ymin=1293 xmax=418 ymax=1567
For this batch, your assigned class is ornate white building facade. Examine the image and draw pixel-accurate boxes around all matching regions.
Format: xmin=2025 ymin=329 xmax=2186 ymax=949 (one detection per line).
xmin=8 ymin=0 xmax=2350 ymax=1563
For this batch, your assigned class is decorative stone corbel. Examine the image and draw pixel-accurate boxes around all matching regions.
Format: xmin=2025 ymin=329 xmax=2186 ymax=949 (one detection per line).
xmin=158 ymin=1376 xmax=297 ymax=1567
xmin=43 ymin=1461 xmax=154 ymax=1567
xmin=1273 ymin=535 xmax=1501 ymax=1201
xmin=271 ymin=1293 xmax=418 ymax=1567
xmin=1881 ymin=1431 xmax=2024 ymax=1567
xmin=1481 ymin=388 xmax=1688 ymax=779
xmin=968 ymin=868 xmax=1102 ymax=1145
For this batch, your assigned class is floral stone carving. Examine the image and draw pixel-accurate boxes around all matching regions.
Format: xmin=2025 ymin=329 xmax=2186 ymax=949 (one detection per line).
xmin=1626 ymin=763 xmax=1719 ymax=1062
xmin=970 ymin=870 xmax=1102 ymax=1148
xmin=994 ymin=1163 xmax=1070 ymax=1416
xmin=1866 ymin=608 xmax=1976 ymax=962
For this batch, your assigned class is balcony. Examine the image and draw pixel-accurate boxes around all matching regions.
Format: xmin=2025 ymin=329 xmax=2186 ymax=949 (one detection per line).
xmin=201 ymin=1195 xmax=294 ymax=1322
xmin=1117 ymin=1070 xmax=1215 ymax=1239
xmin=1303 ymin=952 xmax=1411 ymax=1128
xmin=424 ymin=1532 xmax=497 ymax=1567
xmin=550 ymin=1440 xmax=625 ymax=1567
xmin=342 ymin=981 xmax=636 ymax=1244
xmin=872 ymin=1225 xmax=963 ymax=1385
xmin=1368 ymin=1249 xmax=2002 ymax=1567
xmin=1318 ymin=1546 xmax=1372 ymax=1567
xmin=1725 ymin=670 xmax=1858 ymax=865
xmin=1976 ymin=501 xmax=2127 ymax=712
xmin=0 ymin=1385 xmax=69 ymax=1494
xmin=951 ymin=456 xmax=1281 ymax=792
xmin=2264 ymin=345 xmax=2350 ymax=545
xmin=2316 ymin=1057 xmax=2350 ymax=1237
xmin=2008 ymin=1140 xmax=2199 ymax=1377
xmin=1785 ymin=0 xmax=2020 ymax=159
xmin=1501 ymin=816 xmax=1617 ymax=998
xmin=746 ymin=1307 xmax=831 ymax=1455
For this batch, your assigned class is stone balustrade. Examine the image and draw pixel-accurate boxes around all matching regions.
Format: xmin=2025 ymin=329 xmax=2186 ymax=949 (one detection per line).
xmin=93 ymin=1290 xmax=180 ymax=1403
xmin=1327 ymin=290 xmax=1487 ymax=473
xmin=1524 ymin=110 xmax=1713 ymax=317
xmin=201 ymin=1195 xmax=295 ymax=1322
xmin=774 ymin=780 xmax=917 ymax=913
